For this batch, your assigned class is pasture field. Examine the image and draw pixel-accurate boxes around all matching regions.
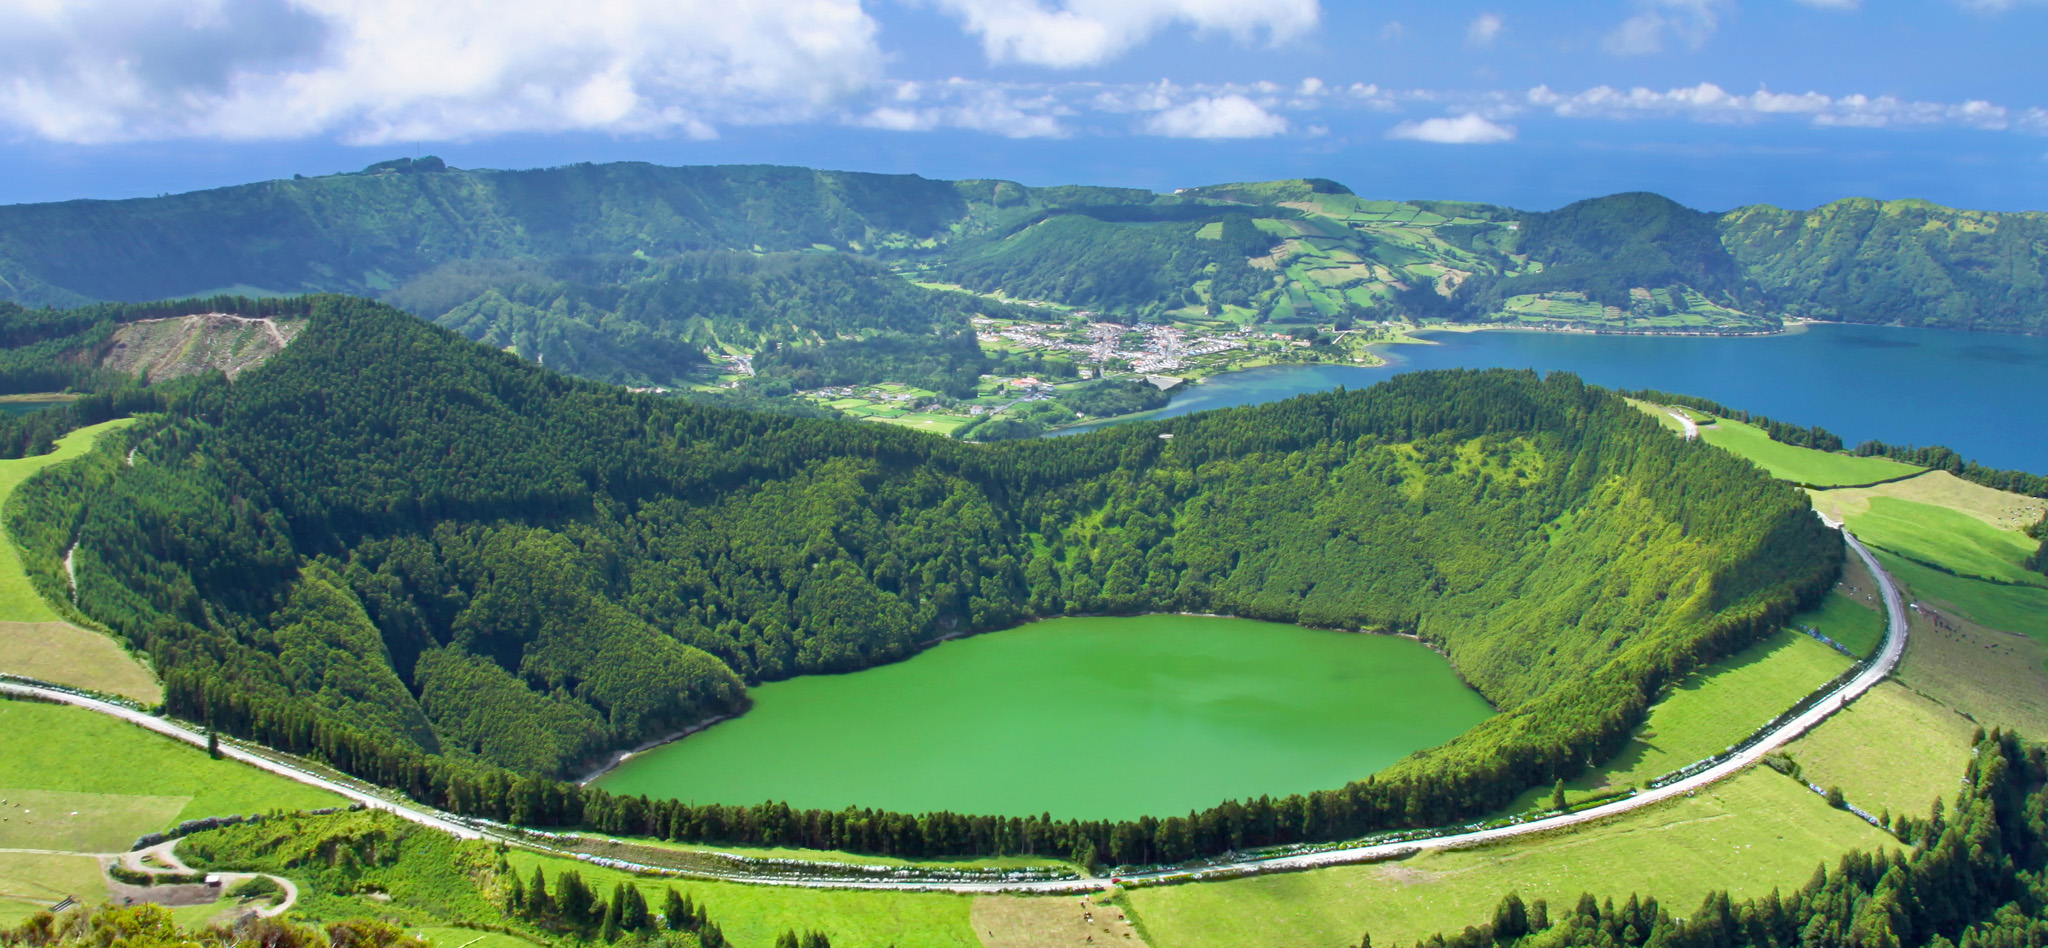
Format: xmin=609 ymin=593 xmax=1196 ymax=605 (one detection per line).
xmin=503 ymin=849 xmax=980 ymax=948
xmin=1538 ymin=628 xmax=1850 ymax=802
xmin=1783 ymin=681 xmax=1975 ymax=822
xmin=1843 ymin=497 xmax=2044 ymax=587
xmin=0 ymin=622 xmax=160 ymax=704
xmin=1888 ymin=574 xmax=2048 ymax=737
xmin=0 ymin=787 xmax=187 ymax=852
xmin=1123 ymin=767 xmax=1892 ymax=948
xmin=0 ymin=851 xmax=107 ymax=926
xmin=0 ymin=699 xmax=342 ymax=849
xmin=1879 ymin=552 xmax=2048 ymax=642
xmin=0 ymin=418 xmax=160 ymax=702
xmin=1795 ymin=590 xmax=1886 ymax=657
xmin=1810 ymin=470 xmax=2046 ymax=535
xmin=1626 ymin=398 xmax=1686 ymax=433
xmin=1698 ymin=419 xmax=1923 ymax=487
xmin=561 ymin=830 xmax=1068 ymax=872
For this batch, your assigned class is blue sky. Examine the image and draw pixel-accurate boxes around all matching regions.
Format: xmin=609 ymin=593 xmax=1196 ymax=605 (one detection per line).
xmin=2 ymin=0 xmax=2044 ymax=212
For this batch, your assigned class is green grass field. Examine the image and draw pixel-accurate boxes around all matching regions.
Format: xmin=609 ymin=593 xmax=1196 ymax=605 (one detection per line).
xmin=1125 ymin=767 xmax=1892 ymax=948
xmin=0 ymin=700 xmax=342 ymax=850
xmin=0 ymin=418 xmax=161 ymax=702
xmin=1527 ymin=628 xmax=1851 ymax=803
xmin=1784 ymin=682 xmax=1974 ymax=822
xmin=1880 ymin=552 xmax=2048 ymax=642
xmin=0 ymin=851 xmax=107 ymax=925
xmin=1846 ymin=497 xmax=2045 ymax=587
xmin=1699 ymin=420 xmax=1923 ymax=487
xmin=504 ymin=850 xmax=980 ymax=948
xmin=1796 ymin=590 xmax=1887 ymax=657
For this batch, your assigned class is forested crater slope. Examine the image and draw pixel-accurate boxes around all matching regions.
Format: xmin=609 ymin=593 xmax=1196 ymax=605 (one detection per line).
xmin=9 ymin=295 xmax=1838 ymax=846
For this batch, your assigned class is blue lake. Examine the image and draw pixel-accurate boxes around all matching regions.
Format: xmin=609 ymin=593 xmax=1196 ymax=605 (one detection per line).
xmin=1059 ymin=324 xmax=2048 ymax=474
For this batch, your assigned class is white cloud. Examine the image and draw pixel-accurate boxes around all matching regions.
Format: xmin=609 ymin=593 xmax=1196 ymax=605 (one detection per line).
xmin=1144 ymin=94 xmax=1289 ymax=138
xmin=1466 ymin=13 xmax=1504 ymax=48
xmin=854 ymin=79 xmax=1069 ymax=137
xmin=1794 ymin=0 xmax=1860 ymax=8
xmin=1527 ymin=81 xmax=2036 ymax=132
xmin=929 ymin=0 xmax=1320 ymax=69
xmin=1603 ymin=0 xmax=1726 ymax=56
xmin=1387 ymin=113 xmax=1516 ymax=144
xmin=0 ymin=0 xmax=883 ymax=143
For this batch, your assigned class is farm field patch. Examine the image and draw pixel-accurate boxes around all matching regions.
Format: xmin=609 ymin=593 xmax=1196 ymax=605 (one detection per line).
xmin=0 ymin=851 xmax=107 ymax=926
xmin=1699 ymin=420 xmax=1923 ymax=487
xmin=1536 ymin=628 xmax=1850 ymax=803
xmin=1783 ymin=681 xmax=1975 ymax=822
xmin=1124 ymin=767 xmax=1892 ymax=948
xmin=1843 ymin=497 xmax=2043 ymax=587
xmin=0 ymin=700 xmax=343 ymax=843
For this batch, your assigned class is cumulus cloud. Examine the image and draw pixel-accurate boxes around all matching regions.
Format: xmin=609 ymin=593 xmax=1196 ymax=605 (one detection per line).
xmin=0 ymin=0 xmax=883 ymax=143
xmin=1603 ymin=0 xmax=1726 ymax=55
xmin=1387 ymin=113 xmax=1516 ymax=144
xmin=1466 ymin=13 xmax=1505 ymax=48
xmin=1144 ymin=94 xmax=1289 ymax=138
xmin=928 ymin=0 xmax=1319 ymax=69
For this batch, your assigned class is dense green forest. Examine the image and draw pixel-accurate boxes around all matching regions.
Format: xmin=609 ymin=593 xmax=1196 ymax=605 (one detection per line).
xmin=1444 ymin=193 xmax=1752 ymax=317
xmin=940 ymin=210 xmax=1288 ymax=320
xmin=1723 ymin=198 xmax=2048 ymax=334
xmin=7 ymin=293 xmax=1837 ymax=861
xmin=392 ymin=251 xmax=1036 ymax=388
xmin=1402 ymin=731 xmax=2048 ymax=948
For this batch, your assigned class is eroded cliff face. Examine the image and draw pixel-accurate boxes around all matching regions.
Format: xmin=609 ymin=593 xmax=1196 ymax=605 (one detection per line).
xmin=98 ymin=313 xmax=306 ymax=382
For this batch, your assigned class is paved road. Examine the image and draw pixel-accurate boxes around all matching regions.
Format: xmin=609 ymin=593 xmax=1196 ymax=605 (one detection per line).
xmin=1665 ymin=407 xmax=1701 ymax=440
xmin=2 ymin=525 xmax=1906 ymax=894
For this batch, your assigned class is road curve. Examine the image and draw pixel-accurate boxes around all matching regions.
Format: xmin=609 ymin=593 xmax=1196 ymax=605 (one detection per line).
xmin=1665 ymin=407 xmax=1701 ymax=441
xmin=3 ymin=527 xmax=1906 ymax=894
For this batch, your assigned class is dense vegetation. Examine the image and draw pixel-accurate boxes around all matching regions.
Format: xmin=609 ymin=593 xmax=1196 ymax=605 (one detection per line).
xmin=3 ymin=904 xmax=430 ymax=948
xmin=1402 ymin=731 xmax=2048 ymax=948
xmin=7 ymin=293 xmax=1838 ymax=862
xmin=1452 ymin=194 xmax=1750 ymax=316
xmin=1724 ymin=198 xmax=2048 ymax=334
xmin=397 ymin=252 xmax=1037 ymax=389
xmin=950 ymin=377 xmax=1173 ymax=440
xmin=940 ymin=210 xmax=1287 ymax=320
xmin=0 ymin=163 xmax=1000 ymax=308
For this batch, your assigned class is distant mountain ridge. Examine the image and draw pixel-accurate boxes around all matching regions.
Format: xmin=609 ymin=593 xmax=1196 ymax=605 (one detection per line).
xmin=1 ymin=160 xmax=2042 ymax=355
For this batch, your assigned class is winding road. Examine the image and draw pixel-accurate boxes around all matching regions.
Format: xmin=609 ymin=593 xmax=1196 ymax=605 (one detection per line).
xmin=1 ymin=523 xmax=1907 ymax=894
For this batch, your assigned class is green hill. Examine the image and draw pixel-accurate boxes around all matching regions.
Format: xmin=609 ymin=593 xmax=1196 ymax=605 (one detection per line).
xmin=3 ymin=163 xmax=2044 ymax=408
xmin=4 ymin=293 xmax=1836 ymax=862
xmin=1721 ymin=197 xmax=2048 ymax=334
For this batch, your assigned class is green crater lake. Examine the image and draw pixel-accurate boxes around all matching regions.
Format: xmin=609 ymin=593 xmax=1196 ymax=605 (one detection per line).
xmin=593 ymin=615 xmax=1495 ymax=820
